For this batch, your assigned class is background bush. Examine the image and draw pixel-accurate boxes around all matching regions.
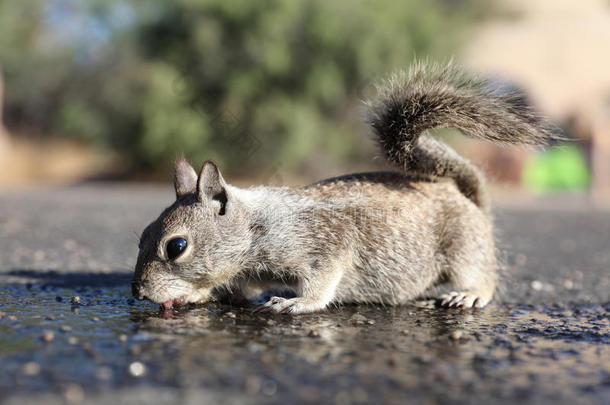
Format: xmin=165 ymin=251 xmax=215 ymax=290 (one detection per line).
xmin=0 ymin=0 xmax=493 ymax=177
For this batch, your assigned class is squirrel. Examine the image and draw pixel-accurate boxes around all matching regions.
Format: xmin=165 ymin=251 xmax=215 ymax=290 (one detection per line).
xmin=132 ymin=61 xmax=557 ymax=313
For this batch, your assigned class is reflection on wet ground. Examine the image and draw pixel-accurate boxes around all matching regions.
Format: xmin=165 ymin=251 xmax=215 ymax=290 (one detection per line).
xmin=0 ymin=284 xmax=608 ymax=404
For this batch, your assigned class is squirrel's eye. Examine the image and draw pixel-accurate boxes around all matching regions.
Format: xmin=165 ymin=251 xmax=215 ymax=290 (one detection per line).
xmin=166 ymin=237 xmax=187 ymax=261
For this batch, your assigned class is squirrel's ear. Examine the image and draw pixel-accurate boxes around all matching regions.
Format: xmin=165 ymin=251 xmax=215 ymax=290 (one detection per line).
xmin=174 ymin=159 xmax=198 ymax=199
xmin=197 ymin=161 xmax=228 ymax=212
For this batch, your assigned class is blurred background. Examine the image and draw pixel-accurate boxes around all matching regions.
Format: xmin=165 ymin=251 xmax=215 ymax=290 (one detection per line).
xmin=0 ymin=0 xmax=608 ymax=200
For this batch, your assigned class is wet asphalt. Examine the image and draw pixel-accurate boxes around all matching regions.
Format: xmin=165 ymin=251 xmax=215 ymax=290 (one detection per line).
xmin=0 ymin=184 xmax=608 ymax=404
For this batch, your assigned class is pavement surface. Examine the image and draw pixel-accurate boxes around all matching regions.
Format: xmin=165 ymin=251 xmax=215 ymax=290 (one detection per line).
xmin=0 ymin=184 xmax=609 ymax=404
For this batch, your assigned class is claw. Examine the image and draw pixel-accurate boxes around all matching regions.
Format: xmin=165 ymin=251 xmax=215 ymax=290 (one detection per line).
xmin=279 ymin=305 xmax=295 ymax=314
xmin=438 ymin=291 xmax=487 ymax=309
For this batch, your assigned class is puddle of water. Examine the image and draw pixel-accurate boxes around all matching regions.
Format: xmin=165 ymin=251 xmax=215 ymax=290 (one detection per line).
xmin=0 ymin=283 xmax=608 ymax=404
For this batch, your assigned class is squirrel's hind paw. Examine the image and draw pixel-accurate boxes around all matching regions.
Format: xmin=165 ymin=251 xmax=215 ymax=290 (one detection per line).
xmin=438 ymin=291 xmax=491 ymax=309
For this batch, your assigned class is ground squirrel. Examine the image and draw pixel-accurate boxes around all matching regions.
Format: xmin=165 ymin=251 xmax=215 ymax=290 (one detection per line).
xmin=132 ymin=62 xmax=557 ymax=314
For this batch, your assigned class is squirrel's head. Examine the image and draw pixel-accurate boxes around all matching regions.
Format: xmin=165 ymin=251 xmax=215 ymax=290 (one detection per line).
xmin=132 ymin=159 xmax=252 ymax=309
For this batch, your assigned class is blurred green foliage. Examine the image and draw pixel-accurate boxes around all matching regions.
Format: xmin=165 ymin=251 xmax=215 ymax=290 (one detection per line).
xmin=0 ymin=0 xmax=494 ymax=176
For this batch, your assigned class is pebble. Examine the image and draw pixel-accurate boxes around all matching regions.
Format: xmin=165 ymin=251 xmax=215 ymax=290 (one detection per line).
xmin=60 ymin=325 xmax=73 ymax=332
xmin=8 ymin=315 xmax=17 ymax=321
xmin=415 ymin=354 xmax=432 ymax=364
xmin=55 ymin=296 xmax=63 ymax=302
xmin=449 ymin=330 xmax=465 ymax=341
xmin=33 ymin=250 xmax=45 ymax=261
xmin=118 ymin=334 xmax=128 ymax=343
xmin=95 ymin=366 xmax=113 ymax=381
xmin=245 ymin=375 xmax=262 ymax=395
xmin=64 ymin=239 xmax=77 ymax=251
xmin=261 ymin=379 xmax=278 ymax=396
xmin=349 ymin=313 xmax=370 ymax=325
xmin=515 ymin=253 xmax=527 ymax=266
xmin=224 ymin=311 xmax=236 ymax=319
xmin=297 ymin=387 xmax=320 ymax=402
xmin=45 ymin=315 xmax=56 ymax=321
xmin=71 ymin=296 xmax=81 ymax=305
xmin=247 ymin=343 xmax=264 ymax=354
xmin=41 ymin=331 xmax=55 ymax=342
xmin=129 ymin=344 xmax=142 ymax=356
xmin=91 ymin=317 xmax=100 ymax=322
xmin=307 ymin=329 xmax=320 ymax=338
xmin=68 ymin=336 xmax=79 ymax=345
xmin=531 ymin=280 xmax=554 ymax=292
xmin=63 ymin=383 xmax=84 ymax=404
xmin=128 ymin=361 xmax=147 ymax=377
xmin=22 ymin=361 xmax=41 ymax=376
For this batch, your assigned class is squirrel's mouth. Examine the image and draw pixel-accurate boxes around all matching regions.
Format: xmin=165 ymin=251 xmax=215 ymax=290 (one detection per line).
xmin=157 ymin=288 xmax=212 ymax=310
xmin=161 ymin=297 xmax=187 ymax=310
xmin=160 ymin=296 xmax=208 ymax=310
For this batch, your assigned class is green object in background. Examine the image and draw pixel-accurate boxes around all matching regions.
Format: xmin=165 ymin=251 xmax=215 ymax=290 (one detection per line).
xmin=522 ymin=145 xmax=590 ymax=192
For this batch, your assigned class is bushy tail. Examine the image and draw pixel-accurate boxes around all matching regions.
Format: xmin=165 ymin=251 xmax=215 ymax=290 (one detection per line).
xmin=365 ymin=61 xmax=560 ymax=212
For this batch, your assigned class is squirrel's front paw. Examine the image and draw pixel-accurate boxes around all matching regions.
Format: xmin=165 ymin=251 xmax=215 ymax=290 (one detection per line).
xmin=253 ymin=296 xmax=324 ymax=314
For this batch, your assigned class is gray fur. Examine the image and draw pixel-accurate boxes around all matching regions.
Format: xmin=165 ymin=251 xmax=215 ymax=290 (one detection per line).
xmin=132 ymin=62 xmax=556 ymax=313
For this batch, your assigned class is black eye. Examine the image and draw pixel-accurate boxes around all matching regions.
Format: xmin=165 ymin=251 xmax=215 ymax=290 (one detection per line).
xmin=166 ymin=237 xmax=187 ymax=261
